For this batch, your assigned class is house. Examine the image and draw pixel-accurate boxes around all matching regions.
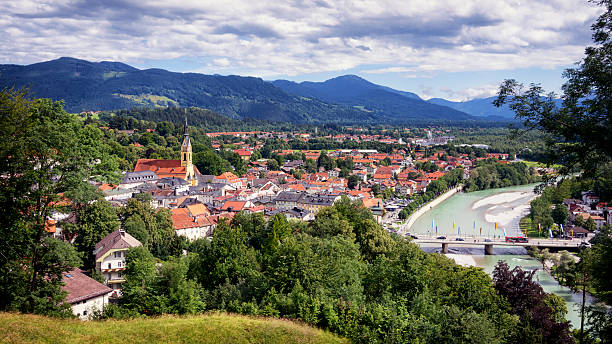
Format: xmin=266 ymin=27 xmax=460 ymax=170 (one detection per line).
xmin=265 ymin=207 xmax=314 ymax=221
xmin=297 ymin=194 xmax=340 ymax=214
xmin=275 ymin=191 xmax=304 ymax=209
xmin=221 ymin=200 xmax=254 ymax=212
xmin=568 ymin=226 xmax=590 ymax=238
xmin=172 ymin=208 xmax=218 ymax=241
xmin=581 ymin=191 xmax=600 ymax=205
xmin=118 ymin=170 xmax=159 ymax=189
xmin=362 ymin=197 xmax=384 ymax=223
xmin=62 ymin=268 xmax=113 ymax=320
xmin=93 ymin=230 xmax=142 ymax=295
xmin=215 ymin=172 xmax=243 ymax=189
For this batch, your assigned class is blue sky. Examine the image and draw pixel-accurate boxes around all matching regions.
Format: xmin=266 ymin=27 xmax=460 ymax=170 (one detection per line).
xmin=1 ymin=0 xmax=602 ymax=101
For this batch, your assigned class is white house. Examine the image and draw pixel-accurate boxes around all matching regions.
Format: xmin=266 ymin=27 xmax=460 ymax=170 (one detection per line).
xmin=62 ymin=268 xmax=112 ymax=320
xmin=93 ymin=230 xmax=142 ymax=296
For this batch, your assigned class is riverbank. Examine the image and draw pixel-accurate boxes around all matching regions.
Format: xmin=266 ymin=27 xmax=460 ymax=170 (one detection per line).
xmin=402 ymin=185 xmax=463 ymax=232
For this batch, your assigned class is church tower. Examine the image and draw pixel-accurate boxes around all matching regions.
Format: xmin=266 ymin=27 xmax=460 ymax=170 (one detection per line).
xmin=181 ymin=114 xmax=197 ymax=186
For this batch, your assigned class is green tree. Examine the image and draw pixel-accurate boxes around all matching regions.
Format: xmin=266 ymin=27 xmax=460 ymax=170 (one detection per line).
xmin=552 ymin=204 xmax=569 ymax=225
xmin=74 ymin=199 xmax=120 ymax=268
xmin=347 ymin=174 xmax=361 ymax=190
xmin=585 ymin=217 xmax=597 ymax=232
xmin=495 ymin=1 xmax=612 ymax=178
xmin=0 ymin=89 xmax=116 ymax=315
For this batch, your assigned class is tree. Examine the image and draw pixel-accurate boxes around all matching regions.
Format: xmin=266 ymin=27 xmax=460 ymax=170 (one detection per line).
xmin=495 ymin=1 xmax=612 ymax=178
xmin=120 ymin=246 xmax=163 ymax=315
xmin=492 ymin=261 xmax=574 ymax=344
xmin=305 ymin=159 xmax=317 ymax=173
xmin=0 ymin=89 xmax=117 ymax=315
xmin=74 ymin=199 xmax=120 ymax=268
xmin=193 ymin=150 xmax=230 ymax=175
xmin=347 ymin=174 xmax=361 ymax=190
xmin=552 ymin=204 xmax=569 ymax=226
xmin=317 ymin=152 xmax=335 ymax=171
xmin=267 ymin=159 xmax=280 ymax=171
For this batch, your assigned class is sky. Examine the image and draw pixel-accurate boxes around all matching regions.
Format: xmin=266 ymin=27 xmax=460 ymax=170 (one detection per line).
xmin=0 ymin=0 xmax=602 ymax=101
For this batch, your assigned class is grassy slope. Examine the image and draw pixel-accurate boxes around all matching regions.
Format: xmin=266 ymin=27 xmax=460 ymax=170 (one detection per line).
xmin=0 ymin=312 xmax=347 ymax=344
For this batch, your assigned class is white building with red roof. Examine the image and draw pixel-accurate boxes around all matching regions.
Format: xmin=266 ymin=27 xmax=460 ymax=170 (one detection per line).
xmin=62 ymin=268 xmax=112 ymax=320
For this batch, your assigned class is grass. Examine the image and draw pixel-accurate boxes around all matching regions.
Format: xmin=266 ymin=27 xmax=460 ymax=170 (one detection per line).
xmin=0 ymin=312 xmax=347 ymax=344
xmin=520 ymin=215 xmax=546 ymax=238
xmin=113 ymin=93 xmax=179 ymax=107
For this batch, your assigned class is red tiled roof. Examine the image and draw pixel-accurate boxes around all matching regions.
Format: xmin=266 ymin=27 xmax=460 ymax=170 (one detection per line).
xmin=62 ymin=268 xmax=112 ymax=304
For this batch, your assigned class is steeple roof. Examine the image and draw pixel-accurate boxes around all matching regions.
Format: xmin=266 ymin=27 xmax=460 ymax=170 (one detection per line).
xmin=182 ymin=111 xmax=191 ymax=148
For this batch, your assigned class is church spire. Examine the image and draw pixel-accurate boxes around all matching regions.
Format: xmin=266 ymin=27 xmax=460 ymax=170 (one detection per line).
xmin=183 ymin=110 xmax=189 ymax=138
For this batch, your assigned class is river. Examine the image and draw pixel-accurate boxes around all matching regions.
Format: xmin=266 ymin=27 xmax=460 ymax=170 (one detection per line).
xmin=409 ymin=184 xmax=594 ymax=328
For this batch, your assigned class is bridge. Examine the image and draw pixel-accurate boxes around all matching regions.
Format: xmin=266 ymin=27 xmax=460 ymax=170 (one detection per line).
xmin=411 ymin=236 xmax=588 ymax=255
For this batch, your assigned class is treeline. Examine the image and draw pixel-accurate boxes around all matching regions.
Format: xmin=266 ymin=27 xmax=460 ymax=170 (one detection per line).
xmin=464 ymin=160 xmax=539 ymax=192
xmin=102 ymin=197 xmax=573 ymax=344
xmin=399 ymin=168 xmax=464 ymax=219
xmin=529 ymin=172 xmax=612 ymax=231
xmin=451 ymin=127 xmax=548 ymax=158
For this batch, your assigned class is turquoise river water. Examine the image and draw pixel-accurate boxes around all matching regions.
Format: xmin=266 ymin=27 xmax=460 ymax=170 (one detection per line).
xmin=409 ymin=184 xmax=594 ymax=328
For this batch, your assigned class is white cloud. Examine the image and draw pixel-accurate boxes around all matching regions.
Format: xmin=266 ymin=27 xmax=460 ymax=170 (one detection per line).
xmin=435 ymin=84 xmax=500 ymax=102
xmin=0 ymin=0 xmax=603 ymax=79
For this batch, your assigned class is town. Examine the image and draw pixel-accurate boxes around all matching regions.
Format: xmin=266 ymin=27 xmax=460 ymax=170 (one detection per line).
xmin=44 ymin=115 xmax=552 ymax=318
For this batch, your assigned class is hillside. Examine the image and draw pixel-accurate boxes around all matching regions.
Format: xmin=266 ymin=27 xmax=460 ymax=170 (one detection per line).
xmin=0 ymin=58 xmax=479 ymax=124
xmin=0 ymin=57 xmax=373 ymax=124
xmin=271 ymin=75 xmax=474 ymax=121
xmin=0 ymin=312 xmax=347 ymax=344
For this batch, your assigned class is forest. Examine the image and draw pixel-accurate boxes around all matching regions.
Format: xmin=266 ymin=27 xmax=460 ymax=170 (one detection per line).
xmin=463 ymin=160 xmax=540 ymax=192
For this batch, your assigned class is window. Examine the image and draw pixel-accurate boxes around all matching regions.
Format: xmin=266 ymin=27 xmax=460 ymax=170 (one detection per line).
xmin=107 ymin=263 xmax=111 ymax=269
xmin=114 ymin=251 xmax=121 ymax=258
xmin=118 ymin=261 xmax=122 ymax=268
xmin=118 ymin=272 xmax=122 ymax=278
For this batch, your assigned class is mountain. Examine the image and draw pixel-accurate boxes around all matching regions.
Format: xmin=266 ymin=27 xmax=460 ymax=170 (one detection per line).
xmin=0 ymin=57 xmax=479 ymax=123
xmin=271 ymin=75 xmax=474 ymax=121
xmin=0 ymin=57 xmax=375 ymax=124
xmin=427 ymin=97 xmax=517 ymax=119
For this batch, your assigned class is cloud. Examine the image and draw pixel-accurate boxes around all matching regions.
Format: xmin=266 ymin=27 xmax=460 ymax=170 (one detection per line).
xmin=437 ymin=84 xmax=500 ymax=102
xmin=0 ymin=0 xmax=603 ymax=79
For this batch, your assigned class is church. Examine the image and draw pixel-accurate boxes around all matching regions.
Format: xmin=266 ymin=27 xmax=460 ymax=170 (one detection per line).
xmin=133 ymin=117 xmax=200 ymax=186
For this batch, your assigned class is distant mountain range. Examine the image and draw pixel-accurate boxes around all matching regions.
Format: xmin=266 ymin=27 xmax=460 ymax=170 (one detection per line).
xmin=0 ymin=57 xmax=516 ymax=123
xmin=427 ymin=97 xmax=516 ymax=119
xmin=270 ymin=76 xmax=473 ymax=121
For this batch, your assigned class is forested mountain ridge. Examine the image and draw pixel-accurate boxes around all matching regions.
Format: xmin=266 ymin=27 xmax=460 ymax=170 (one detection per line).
xmin=0 ymin=57 xmax=375 ymax=123
xmin=0 ymin=57 xmax=480 ymax=124
xmin=271 ymin=75 xmax=475 ymax=121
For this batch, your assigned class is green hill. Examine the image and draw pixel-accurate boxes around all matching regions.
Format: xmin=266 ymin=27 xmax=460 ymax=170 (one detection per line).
xmin=0 ymin=57 xmax=375 ymax=124
xmin=0 ymin=57 xmax=478 ymax=124
xmin=0 ymin=312 xmax=347 ymax=344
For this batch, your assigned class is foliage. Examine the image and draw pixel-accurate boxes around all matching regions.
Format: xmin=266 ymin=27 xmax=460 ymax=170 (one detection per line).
xmin=0 ymin=88 xmax=115 ymax=315
xmin=492 ymin=261 xmax=573 ymax=344
xmin=494 ymin=0 xmax=612 ymax=179
xmin=464 ymin=159 xmax=538 ymax=192
xmin=118 ymin=199 xmax=185 ymax=260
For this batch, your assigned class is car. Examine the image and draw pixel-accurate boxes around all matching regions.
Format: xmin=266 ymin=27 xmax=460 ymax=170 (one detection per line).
xmin=484 ymin=239 xmax=493 ymax=242
xmin=455 ymin=238 xmax=465 ymax=241
xmin=580 ymin=242 xmax=592 ymax=249
xmin=436 ymin=236 xmax=447 ymax=240
xmin=410 ymin=234 xmax=419 ymax=240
